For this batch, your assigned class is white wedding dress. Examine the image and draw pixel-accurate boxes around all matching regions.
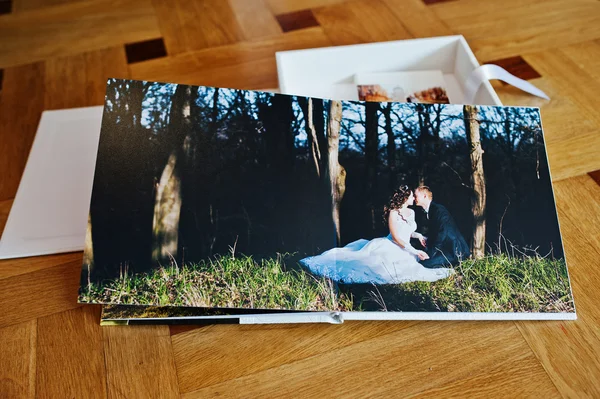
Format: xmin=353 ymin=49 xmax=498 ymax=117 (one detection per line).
xmin=300 ymin=209 xmax=454 ymax=284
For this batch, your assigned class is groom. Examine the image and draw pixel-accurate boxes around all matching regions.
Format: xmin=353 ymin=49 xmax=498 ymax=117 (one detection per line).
xmin=413 ymin=186 xmax=470 ymax=268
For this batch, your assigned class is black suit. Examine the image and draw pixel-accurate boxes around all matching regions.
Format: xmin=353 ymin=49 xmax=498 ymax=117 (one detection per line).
xmin=418 ymin=202 xmax=470 ymax=268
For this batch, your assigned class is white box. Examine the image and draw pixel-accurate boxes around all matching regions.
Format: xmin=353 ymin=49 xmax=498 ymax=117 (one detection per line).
xmin=276 ymin=35 xmax=502 ymax=106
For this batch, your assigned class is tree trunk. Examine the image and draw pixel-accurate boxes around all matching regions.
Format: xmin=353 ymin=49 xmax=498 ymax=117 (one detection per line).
xmin=325 ymin=101 xmax=345 ymax=245
xmin=365 ymin=102 xmax=379 ymax=232
xmin=152 ymin=152 xmax=182 ymax=263
xmin=383 ymin=103 xmax=396 ymax=190
xmin=298 ymin=97 xmax=322 ymax=177
xmin=416 ymin=104 xmax=428 ymax=185
xmin=81 ymin=213 xmax=94 ymax=287
xmin=464 ymin=105 xmax=486 ymax=259
xmin=152 ymin=85 xmax=193 ymax=264
xmin=313 ymin=98 xmax=327 ymax=171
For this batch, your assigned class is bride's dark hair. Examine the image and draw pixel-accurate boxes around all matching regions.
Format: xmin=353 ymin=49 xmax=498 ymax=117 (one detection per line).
xmin=383 ymin=185 xmax=411 ymax=225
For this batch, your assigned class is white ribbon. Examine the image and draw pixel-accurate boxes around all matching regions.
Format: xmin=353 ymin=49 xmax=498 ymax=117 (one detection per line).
xmin=464 ymin=64 xmax=550 ymax=104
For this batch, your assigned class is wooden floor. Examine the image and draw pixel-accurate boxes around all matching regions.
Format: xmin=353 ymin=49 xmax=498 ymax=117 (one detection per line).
xmin=1 ymin=0 xmax=600 ymax=397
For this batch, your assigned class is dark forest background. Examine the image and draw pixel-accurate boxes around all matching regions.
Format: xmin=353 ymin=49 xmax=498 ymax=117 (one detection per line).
xmin=82 ymin=79 xmax=563 ymax=283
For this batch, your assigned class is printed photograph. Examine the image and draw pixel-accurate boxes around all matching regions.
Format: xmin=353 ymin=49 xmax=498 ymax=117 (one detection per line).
xmin=79 ymin=79 xmax=574 ymax=314
xmin=355 ymin=71 xmax=450 ymax=104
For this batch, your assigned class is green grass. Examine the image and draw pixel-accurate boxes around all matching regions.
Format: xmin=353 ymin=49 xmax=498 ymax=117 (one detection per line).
xmin=80 ymin=253 xmax=355 ymax=311
xmin=80 ymin=252 xmax=574 ymax=314
xmin=361 ymin=254 xmax=574 ymax=313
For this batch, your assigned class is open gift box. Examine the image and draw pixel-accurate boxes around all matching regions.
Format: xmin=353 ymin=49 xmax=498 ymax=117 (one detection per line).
xmin=0 ymin=36 xmax=502 ymax=259
xmin=276 ymin=35 xmax=502 ymax=106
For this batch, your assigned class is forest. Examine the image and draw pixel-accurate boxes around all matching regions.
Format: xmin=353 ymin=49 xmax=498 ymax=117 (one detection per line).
xmin=79 ymin=79 xmax=573 ymax=313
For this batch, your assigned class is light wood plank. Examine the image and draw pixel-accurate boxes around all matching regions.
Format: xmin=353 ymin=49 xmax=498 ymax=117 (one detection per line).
xmin=129 ymin=27 xmax=332 ymax=88
xmin=229 ymin=0 xmax=283 ymax=40
xmin=524 ymin=50 xmax=600 ymax=128
xmin=381 ymin=0 xmax=453 ymax=38
xmin=0 ymin=252 xmax=83 ymax=280
xmin=181 ymin=322 xmax=559 ymax=397
xmin=173 ymin=320 xmax=420 ymax=392
xmin=431 ymin=0 xmax=600 ymax=60
xmin=44 ymin=46 xmax=129 ymax=110
xmin=313 ymin=0 xmax=412 ymax=46
xmin=0 ymin=320 xmax=36 ymax=399
xmin=152 ymin=0 xmax=244 ymax=55
xmin=516 ymin=175 xmax=600 ymax=398
xmin=0 ymin=259 xmax=83 ymax=328
xmin=103 ymin=325 xmax=179 ymax=398
xmin=0 ymin=0 xmax=161 ymax=68
xmin=36 ymin=306 xmax=106 ymax=399
xmin=560 ymin=40 xmax=600 ymax=84
xmin=0 ymin=62 xmax=45 ymax=201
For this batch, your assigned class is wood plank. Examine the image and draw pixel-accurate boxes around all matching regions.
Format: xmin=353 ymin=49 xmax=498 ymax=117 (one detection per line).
xmin=36 ymin=306 xmax=106 ymax=399
xmin=44 ymin=46 xmax=129 ymax=110
xmin=430 ymin=0 xmax=600 ymax=60
xmin=560 ymin=39 xmax=600 ymax=88
xmin=590 ymin=170 xmax=600 ymax=187
xmin=381 ymin=0 xmax=453 ymax=38
xmin=266 ymin=0 xmax=346 ymax=15
xmin=276 ymin=9 xmax=320 ymax=33
xmin=152 ymin=0 xmax=244 ymax=55
xmin=0 ymin=198 xmax=13 ymax=235
xmin=12 ymin=0 xmax=84 ymax=12
xmin=181 ymin=322 xmax=559 ymax=397
xmin=0 ymin=320 xmax=36 ymax=399
xmin=313 ymin=0 xmax=412 ymax=46
xmin=0 ymin=259 xmax=82 ymax=328
xmin=0 ymin=62 xmax=45 ymax=201
xmin=229 ymin=0 xmax=283 ymax=40
xmin=524 ymin=50 xmax=600 ymax=128
xmin=0 ymin=252 xmax=83 ymax=280
xmin=103 ymin=325 xmax=179 ymax=398
xmin=129 ymin=27 xmax=331 ymax=88
xmin=516 ymin=175 xmax=600 ymax=398
xmin=173 ymin=320 xmax=420 ymax=392
xmin=0 ymin=0 xmax=161 ymax=68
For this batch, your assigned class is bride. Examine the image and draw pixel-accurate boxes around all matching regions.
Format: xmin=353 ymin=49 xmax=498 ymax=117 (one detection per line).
xmin=300 ymin=186 xmax=454 ymax=284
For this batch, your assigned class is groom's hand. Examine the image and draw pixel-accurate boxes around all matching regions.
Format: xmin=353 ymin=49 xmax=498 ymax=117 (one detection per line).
xmin=419 ymin=236 xmax=427 ymax=248
xmin=417 ymin=250 xmax=430 ymax=261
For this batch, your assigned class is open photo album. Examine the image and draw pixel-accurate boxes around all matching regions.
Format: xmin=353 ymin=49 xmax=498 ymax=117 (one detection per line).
xmin=78 ymin=78 xmax=575 ymax=324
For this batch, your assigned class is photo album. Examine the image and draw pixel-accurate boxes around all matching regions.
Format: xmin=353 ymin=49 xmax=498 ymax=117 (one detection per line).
xmin=79 ymin=78 xmax=575 ymax=325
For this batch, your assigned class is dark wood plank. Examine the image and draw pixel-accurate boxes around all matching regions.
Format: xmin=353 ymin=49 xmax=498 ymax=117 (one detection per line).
xmin=125 ymin=37 xmax=167 ymax=64
xmin=486 ymin=55 xmax=542 ymax=80
xmin=0 ymin=0 xmax=11 ymax=15
xmin=0 ymin=62 xmax=45 ymax=201
xmin=589 ymin=170 xmax=600 ymax=187
xmin=276 ymin=9 xmax=320 ymax=33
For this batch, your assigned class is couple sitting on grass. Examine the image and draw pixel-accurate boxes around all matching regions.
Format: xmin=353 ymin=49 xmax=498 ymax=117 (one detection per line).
xmin=300 ymin=185 xmax=470 ymax=285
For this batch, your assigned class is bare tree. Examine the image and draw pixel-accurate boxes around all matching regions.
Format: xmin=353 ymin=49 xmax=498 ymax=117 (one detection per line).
xmin=152 ymin=85 xmax=193 ymax=264
xmin=298 ymin=97 xmax=323 ymax=177
xmin=464 ymin=105 xmax=486 ymax=259
xmin=365 ymin=102 xmax=379 ymax=232
xmin=325 ymin=101 xmax=346 ymax=245
xmin=382 ymin=102 xmax=396 ymax=190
